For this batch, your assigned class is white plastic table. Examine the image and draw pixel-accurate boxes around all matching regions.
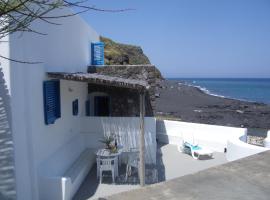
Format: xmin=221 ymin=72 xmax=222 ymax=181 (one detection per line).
xmin=96 ymin=148 xmax=122 ymax=158
xmin=96 ymin=148 xmax=123 ymax=178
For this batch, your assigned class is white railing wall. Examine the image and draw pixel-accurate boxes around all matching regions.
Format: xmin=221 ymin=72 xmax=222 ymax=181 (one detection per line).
xmin=226 ymin=135 xmax=268 ymax=161
xmin=157 ymin=120 xmax=268 ymax=161
xmin=80 ymin=117 xmax=157 ymax=164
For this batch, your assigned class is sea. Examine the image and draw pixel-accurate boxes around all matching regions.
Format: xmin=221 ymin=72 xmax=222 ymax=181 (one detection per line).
xmin=169 ymin=78 xmax=270 ymax=105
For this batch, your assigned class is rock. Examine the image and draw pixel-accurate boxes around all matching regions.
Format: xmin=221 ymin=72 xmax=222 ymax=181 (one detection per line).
xmin=101 ymin=36 xmax=151 ymax=65
xmin=247 ymin=136 xmax=264 ymax=146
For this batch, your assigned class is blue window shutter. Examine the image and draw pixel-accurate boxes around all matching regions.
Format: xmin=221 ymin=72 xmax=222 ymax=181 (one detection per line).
xmin=55 ymin=80 xmax=61 ymax=118
xmin=91 ymin=42 xmax=104 ymax=65
xmin=72 ymin=99 xmax=79 ymax=116
xmin=43 ymin=80 xmax=61 ymax=125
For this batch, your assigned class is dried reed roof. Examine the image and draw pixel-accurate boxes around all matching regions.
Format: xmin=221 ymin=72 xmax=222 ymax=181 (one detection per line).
xmin=47 ymin=72 xmax=150 ymax=91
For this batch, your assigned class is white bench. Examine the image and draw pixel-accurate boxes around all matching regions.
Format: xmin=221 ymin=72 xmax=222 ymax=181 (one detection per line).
xmin=40 ymin=148 xmax=96 ymax=200
xmin=64 ymin=148 xmax=96 ymax=199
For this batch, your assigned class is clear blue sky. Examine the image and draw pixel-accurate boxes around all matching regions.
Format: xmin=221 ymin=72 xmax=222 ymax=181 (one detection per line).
xmin=79 ymin=0 xmax=270 ymax=78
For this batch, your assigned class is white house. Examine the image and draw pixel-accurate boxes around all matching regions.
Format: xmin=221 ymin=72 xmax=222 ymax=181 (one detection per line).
xmin=0 ymin=6 xmax=157 ymax=200
xmin=0 ymin=7 xmax=98 ymax=200
xmin=1 ymin=5 xmax=269 ymax=200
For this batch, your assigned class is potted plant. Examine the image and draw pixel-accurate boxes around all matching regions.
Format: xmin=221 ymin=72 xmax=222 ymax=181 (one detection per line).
xmin=100 ymin=135 xmax=118 ymax=153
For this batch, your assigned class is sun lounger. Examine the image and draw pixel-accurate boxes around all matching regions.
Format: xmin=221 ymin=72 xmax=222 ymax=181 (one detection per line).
xmin=180 ymin=142 xmax=213 ymax=160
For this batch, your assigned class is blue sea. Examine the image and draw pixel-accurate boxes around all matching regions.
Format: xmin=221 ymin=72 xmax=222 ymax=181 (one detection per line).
xmin=169 ymin=78 xmax=270 ymax=104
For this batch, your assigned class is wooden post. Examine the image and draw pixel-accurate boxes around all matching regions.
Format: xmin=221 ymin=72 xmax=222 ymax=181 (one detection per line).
xmin=139 ymin=91 xmax=145 ymax=186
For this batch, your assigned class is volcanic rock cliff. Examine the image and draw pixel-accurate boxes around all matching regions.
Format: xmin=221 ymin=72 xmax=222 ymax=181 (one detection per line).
xmin=101 ymin=36 xmax=151 ymax=65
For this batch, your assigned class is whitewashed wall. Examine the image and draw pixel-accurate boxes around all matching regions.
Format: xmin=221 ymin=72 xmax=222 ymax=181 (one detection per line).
xmin=226 ymin=135 xmax=268 ymax=161
xmin=0 ymin=7 xmax=99 ymax=200
xmin=157 ymin=120 xmax=246 ymax=152
xmin=80 ymin=117 xmax=157 ymax=164
xmin=157 ymin=120 xmax=268 ymax=161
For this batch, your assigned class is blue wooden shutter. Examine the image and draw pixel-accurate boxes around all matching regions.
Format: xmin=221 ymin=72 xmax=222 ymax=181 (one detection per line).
xmin=91 ymin=42 xmax=104 ymax=65
xmin=72 ymin=99 xmax=79 ymax=116
xmin=43 ymin=80 xmax=61 ymax=125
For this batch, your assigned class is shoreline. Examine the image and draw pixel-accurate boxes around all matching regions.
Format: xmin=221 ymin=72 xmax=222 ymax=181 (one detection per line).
xmin=178 ymin=81 xmax=269 ymax=105
xmin=156 ymin=79 xmax=270 ymax=131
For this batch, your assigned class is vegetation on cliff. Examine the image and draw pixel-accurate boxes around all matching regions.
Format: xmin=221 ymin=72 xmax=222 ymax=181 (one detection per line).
xmin=100 ymin=36 xmax=151 ymax=65
xmin=100 ymin=36 xmax=163 ymax=81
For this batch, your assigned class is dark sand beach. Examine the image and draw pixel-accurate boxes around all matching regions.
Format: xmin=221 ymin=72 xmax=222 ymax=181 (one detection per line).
xmin=156 ymin=80 xmax=270 ymax=144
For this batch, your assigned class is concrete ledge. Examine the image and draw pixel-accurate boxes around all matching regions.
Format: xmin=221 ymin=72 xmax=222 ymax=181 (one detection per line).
xmin=106 ymin=150 xmax=270 ymax=200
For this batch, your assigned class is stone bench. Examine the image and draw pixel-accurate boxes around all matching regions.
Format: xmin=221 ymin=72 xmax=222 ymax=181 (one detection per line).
xmin=65 ymin=148 xmax=96 ymax=199
xmin=40 ymin=148 xmax=96 ymax=200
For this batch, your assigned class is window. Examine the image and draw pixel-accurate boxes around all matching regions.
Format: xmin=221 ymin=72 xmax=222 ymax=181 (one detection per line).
xmin=72 ymin=99 xmax=79 ymax=116
xmin=43 ymin=80 xmax=61 ymax=125
xmin=94 ymin=96 xmax=110 ymax=116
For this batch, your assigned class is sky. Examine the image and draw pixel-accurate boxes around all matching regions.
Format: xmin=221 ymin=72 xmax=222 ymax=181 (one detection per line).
xmin=79 ymin=0 xmax=270 ymax=78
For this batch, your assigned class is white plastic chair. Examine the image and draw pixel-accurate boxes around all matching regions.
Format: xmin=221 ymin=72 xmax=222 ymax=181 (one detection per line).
xmin=98 ymin=157 xmax=117 ymax=183
xmin=125 ymin=148 xmax=140 ymax=181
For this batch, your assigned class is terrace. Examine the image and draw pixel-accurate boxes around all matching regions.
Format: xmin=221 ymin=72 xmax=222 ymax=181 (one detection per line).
xmin=39 ymin=64 xmax=161 ymax=200
xmin=70 ymin=119 xmax=268 ymax=200
xmin=42 ymin=65 xmax=268 ymax=200
xmin=73 ymin=143 xmax=227 ymax=200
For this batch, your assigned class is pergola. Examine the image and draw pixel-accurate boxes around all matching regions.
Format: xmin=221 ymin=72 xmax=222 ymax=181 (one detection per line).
xmin=47 ymin=72 xmax=150 ymax=186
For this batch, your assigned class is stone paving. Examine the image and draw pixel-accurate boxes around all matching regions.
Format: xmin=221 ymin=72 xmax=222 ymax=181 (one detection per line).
xmin=105 ymin=150 xmax=270 ymax=200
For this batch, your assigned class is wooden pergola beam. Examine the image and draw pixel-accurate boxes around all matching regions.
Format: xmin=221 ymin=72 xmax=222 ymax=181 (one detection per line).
xmin=139 ymin=91 xmax=145 ymax=186
xmin=47 ymin=72 xmax=150 ymax=91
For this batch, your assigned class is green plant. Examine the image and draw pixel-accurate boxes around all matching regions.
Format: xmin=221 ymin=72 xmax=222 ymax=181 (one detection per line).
xmin=99 ymin=135 xmax=114 ymax=149
xmin=110 ymin=145 xmax=118 ymax=153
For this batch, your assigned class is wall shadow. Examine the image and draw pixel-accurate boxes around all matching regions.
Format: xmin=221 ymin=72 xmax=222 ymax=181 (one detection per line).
xmin=0 ymin=67 xmax=16 ymax=199
xmin=155 ymin=142 xmax=166 ymax=182
xmin=72 ymin=165 xmax=99 ymax=200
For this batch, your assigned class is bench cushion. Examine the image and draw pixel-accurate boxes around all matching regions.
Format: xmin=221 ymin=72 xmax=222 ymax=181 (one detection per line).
xmin=64 ymin=148 xmax=96 ymax=182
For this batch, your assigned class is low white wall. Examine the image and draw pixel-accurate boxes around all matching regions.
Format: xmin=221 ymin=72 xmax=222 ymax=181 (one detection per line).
xmin=157 ymin=120 xmax=268 ymax=161
xmin=157 ymin=120 xmax=245 ymax=152
xmin=226 ymin=135 xmax=268 ymax=161
xmin=39 ymin=177 xmax=72 ymax=200
xmin=80 ymin=117 xmax=157 ymax=164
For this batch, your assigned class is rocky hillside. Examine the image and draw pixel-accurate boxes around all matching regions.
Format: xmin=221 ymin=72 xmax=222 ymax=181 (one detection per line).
xmin=100 ymin=36 xmax=164 ymax=81
xmin=100 ymin=36 xmax=151 ymax=65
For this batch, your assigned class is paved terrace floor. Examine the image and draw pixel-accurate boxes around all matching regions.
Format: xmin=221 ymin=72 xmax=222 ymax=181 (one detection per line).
xmin=73 ymin=144 xmax=227 ymax=200
xmin=105 ymin=150 xmax=270 ymax=200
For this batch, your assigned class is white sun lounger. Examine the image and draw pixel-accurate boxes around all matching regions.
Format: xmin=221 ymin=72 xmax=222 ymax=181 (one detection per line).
xmin=179 ymin=142 xmax=213 ymax=160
